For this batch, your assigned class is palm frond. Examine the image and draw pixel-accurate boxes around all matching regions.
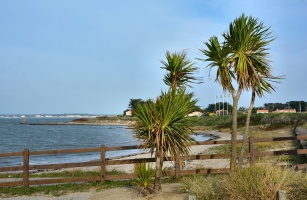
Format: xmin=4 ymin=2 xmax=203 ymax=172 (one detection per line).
xmin=161 ymin=51 xmax=203 ymax=89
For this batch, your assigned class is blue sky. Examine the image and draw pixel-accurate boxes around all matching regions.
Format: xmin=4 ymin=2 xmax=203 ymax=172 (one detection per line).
xmin=0 ymin=0 xmax=306 ymax=115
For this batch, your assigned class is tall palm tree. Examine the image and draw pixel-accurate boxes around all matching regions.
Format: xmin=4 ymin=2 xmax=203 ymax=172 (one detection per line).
xmin=199 ymin=14 xmax=277 ymax=171
xmin=133 ymin=89 xmax=197 ymax=190
xmin=161 ymin=51 xmax=202 ymax=91
xmin=160 ymin=50 xmax=203 ymax=175
xmin=199 ymin=36 xmax=242 ymax=171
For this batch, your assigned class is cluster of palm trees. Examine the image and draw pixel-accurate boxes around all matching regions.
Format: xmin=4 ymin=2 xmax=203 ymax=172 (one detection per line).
xmin=132 ymin=13 xmax=282 ymax=191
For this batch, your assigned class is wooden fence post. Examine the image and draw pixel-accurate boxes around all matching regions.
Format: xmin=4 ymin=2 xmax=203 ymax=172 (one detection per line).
xmin=23 ymin=149 xmax=29 ymax=187
xmin=100 ymin=145 xmax=106 ymax=183
xmin=175 ymin=146 xmax=180 ymax=180
xmin=249 ymin=137 xmax=255 ymax=165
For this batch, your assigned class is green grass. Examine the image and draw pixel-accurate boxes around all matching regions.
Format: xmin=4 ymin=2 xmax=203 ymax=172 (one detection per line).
xmin=0 ymin=169 xmax=177 ymax=198
xmin=204 ymin=125 xmax=307 ymax=165
xmin=74 ymin=116 xmax=135 ymax=124
xmin=0 ymin=169 xmax=124 ymax=179
xmin=0 ymin=180 xmax=133 ymax=198
xmin=0 ymin=178 xmax=177 ymax=198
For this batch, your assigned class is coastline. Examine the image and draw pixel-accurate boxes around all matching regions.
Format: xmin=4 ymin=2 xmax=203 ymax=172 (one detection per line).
xmin=36 ymin=130 xmax=237 ymax=174
xmin=24 ymin=121 xmax=134 ymax=127
xmin=105 ymin=131 xmax=237 ymax=173
xmin=1 ymin=131 xmax=239 ymax=200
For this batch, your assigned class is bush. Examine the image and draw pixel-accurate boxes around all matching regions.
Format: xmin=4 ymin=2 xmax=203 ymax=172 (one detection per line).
xmin=181 ymin=163 xmax=307 ymax=200
xmin=180 ymin=175 xmax=223 ymax=200
xmin=291 ymin=171 xmax=307 ymax=200
xmin=189 ymin=113 xmax=307 ymax=130
xmin=221 ymin=163 xmax=293 ymax=200
xmin=133 ymin=162 xmax=155 ymax=196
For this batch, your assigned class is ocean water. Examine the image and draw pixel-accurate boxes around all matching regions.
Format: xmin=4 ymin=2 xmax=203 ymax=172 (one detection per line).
xmin=0 ymin=118 xmax=210 ymax=167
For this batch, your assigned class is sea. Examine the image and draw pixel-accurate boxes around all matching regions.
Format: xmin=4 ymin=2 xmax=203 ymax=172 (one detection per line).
xmin=0 ymin=117 xmax=210 ymax=167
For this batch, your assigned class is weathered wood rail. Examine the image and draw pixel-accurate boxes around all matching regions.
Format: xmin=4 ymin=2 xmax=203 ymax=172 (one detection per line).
xmin=1 ymin=135 xmax=307 ymax=187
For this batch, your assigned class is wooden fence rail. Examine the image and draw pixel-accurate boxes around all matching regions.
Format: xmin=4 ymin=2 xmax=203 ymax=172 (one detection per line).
xmin=1 ymin=135 xmax=307 ymax=187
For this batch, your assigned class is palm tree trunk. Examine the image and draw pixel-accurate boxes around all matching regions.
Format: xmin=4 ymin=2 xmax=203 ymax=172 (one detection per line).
xmin=238 ymin=91 xmax=255 ymax=169
xmin=230 ymin=89 xmax=242 ymax=171
xmin=154 ymin=147 xmax=163 ymax=191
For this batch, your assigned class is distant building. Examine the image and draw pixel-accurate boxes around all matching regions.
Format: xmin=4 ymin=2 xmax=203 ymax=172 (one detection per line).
xmin=215 ymin=110 xmax=228 ymax=115
xmin=257 ymin=109 xmax=269 ymax=114
xmin=124 ymin=110 xmax=133 ymax=116
xmin=187 ymin=111 xmax=203 ymax=117
xmin=273 ymin=109 xmax=296 ymax=113
xmin=284 ymin=109 xmax=297 ymax=113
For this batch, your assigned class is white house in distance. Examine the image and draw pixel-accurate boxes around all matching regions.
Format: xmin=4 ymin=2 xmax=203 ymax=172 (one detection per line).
xmin=257 ymin=109 xmax=297 ymax=114
xmin=215 ymin=110 xmax=228 ymax=115
xmin=187 ymin=111 xmax=203 ymax=117
xmin=273 ymin=109 xmax=296 ymax=113
xmin=124 ymin=110 xmax=133 ymax=116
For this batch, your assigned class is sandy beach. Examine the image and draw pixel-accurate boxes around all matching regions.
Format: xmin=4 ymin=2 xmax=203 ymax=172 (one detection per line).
xmin=40 ymin=130 xmax=237 ymax=174
xmin=105 ymin=131 xmax=236 ymax=174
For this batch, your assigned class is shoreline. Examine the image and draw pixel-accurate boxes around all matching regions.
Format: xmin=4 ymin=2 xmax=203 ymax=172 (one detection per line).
xmin=21 ymin=131 xmax=223 ymax=174
xmin=22 ymin=122 xmax=132 ymax=126
xmin=27 ymin=130 xmax=236 ymax=174
xmin=104 ymin=131 xmax=236 ymax=173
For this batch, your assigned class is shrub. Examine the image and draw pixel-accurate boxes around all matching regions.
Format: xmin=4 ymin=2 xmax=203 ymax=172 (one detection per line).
xmin=290 ymin=170 xmax=307 ymax=200
xmin=221 ymin=163 xmax=294 ymax=200
xmin=133 ymin=162 xmax=155 ymax=196
xmin=180 ymin=175 xmax=223 ymax=200
xmin=181 ymin=163 xmax=307 ymax=200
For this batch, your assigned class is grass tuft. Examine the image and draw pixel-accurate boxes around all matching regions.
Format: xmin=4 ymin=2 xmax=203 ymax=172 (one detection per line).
xmin=181 ymin=162 xmax=307 ymax=200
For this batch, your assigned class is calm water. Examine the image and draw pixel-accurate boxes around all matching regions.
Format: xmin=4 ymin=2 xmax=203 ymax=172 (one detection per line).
xmin=0 ymin=118 xmax=209 ymax=167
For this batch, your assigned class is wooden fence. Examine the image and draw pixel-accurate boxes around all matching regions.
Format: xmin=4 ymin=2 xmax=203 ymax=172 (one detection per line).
xmin=1 ymin=135 xmax=307 ymax=188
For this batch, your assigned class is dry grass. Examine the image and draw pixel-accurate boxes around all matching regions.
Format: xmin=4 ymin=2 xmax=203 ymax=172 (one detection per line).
xmin=180 ymin=175 xmax=223 ymax=200
xmin=181 ymin=162 xmax=307 ymax=200
xmin=207 ymin=126 xmax=298 ymax=153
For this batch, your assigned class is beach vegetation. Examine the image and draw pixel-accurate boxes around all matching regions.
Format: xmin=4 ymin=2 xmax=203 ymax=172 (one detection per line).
xmin=0 ymin=169 xmax=124 ymax=179
xmin=132 ymin=89 xmax=197 ymax=190
xmin=188 ymin=113 xmax=307 ymax=132
xmin=181 ymin=162 xmax=307 ymax=200
xmin=132 ymin=50 xmax=201 ymax=191
xmin=0 ymin=180 xmax=133 ymax=198
xmin=133 ymin=162 xmax=156 ymax=196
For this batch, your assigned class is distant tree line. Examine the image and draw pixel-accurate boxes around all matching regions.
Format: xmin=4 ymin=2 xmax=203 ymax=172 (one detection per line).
xmin=125 ymin=98 xmax=202 ymax=116
xmin=255 ymin=101 xmax=307 ymax=112
xmin=126 ymin=100 xmax=307 ymax=115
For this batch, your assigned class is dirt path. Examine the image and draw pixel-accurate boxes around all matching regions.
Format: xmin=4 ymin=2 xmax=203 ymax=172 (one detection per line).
xmin=2 ymin=183 xmax=187 ymax=200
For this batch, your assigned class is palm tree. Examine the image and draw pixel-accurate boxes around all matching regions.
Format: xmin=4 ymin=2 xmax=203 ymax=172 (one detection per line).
xmin=133 ymin=89 xmax=197 ymax=190
xmin=238 ymin=74 xmax=282 ymax=168
xmin=199 ymin=36 xmax=241 ymax=171
xmin=199 ymin=14 xmax=277 ymax=171
xmin=161 ymin=50 xmax=202 ymax=91
xmin=160 ymin=50 xmax=202 ymax=176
